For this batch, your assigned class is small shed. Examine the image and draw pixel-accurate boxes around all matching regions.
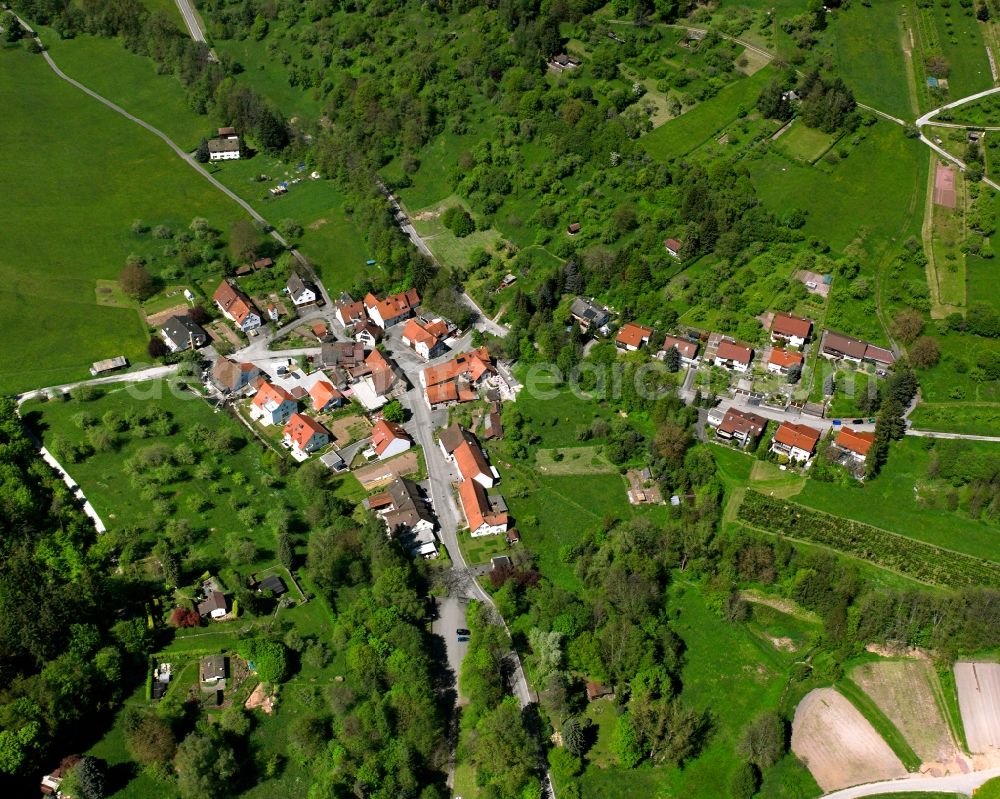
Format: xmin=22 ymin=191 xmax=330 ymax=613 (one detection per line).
xmin=587 ymin=681 xmax=614 ymax=701
xmin=567 ymin=222 xmax=581 ymax=235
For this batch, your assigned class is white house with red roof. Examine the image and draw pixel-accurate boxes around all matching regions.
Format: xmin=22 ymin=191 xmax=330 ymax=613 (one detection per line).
xmin=835 ymin=427 xmax=875 ymax=463
xmin=213 ymin=279 xmax=262 ymax=332
xmin=767 ymin=347 xmax=804 ymax=375
xmin=370 ymin=419 xmax=412 ymax=460
xmin=664 ymin=238 xmax=683 ymax=259
xmin=658 ymin=335 xmax=699 ymax=366
xmin=771 ymin=422 xmax=822 ymax=463
xmin=401 ymin=318 xmax=449 ymax=359
xmin=364 ymin=289 xmax=420 ymax=329
xmin=283 ymin=413 xmax=330 ymax=456
xmin=616 ymin=322 xmax=654 ymax=352
xmin=713 ymin=339 xmax=754 ymax=372
xmin=308 ymin=380 xmax=345 ymax=413
xmin=249 ymin=382 xmax=298 ymax=426
xmin=335 ymin=296 xmax=367 ymax=328
xmin=770 ymin=313 xmax=813 ymax=348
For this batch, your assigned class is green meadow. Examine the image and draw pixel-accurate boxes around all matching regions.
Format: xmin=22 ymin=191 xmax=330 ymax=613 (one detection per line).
xmin=0 ymin=47 xmax=245 ymax=395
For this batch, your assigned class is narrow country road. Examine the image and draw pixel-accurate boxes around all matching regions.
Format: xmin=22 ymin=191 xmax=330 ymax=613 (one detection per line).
xmin=16 ymin=364 xmax=181 ymax=404
xmin=821 ymin=765 xmax=1000 ymax=798
xmin=173 ymin=0 xmax=207 ymax=43
xmin=906 ymin=429 xmax=1000 ymax=443
xmin=916 ymin=85 xmax=1000 ymax=192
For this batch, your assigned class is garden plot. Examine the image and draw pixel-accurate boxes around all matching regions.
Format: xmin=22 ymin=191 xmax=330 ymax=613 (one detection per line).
xmin=852 ymin=659 xmax=958 ymax=763
xmin=956 ymin=661 xmax=1000 ymax=752
xmin=792 ymin=687 xmax=908 ymax=791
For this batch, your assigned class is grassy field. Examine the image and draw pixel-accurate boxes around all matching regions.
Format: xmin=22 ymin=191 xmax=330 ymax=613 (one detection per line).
xmin=908 ymin=402 xmax=1000 ymax=434
xmin=773 ymin=122 xmax=838 ymax=163
xmin=940 ymin=92 xmax=1000 ymax=126
xmin=833 ymin=1 xmax=914 ymax=119
xmin=927 ymin=3 xmax=992 ymax=99
xmin=534 ymin=445 xmax=617 ymax=474
xmin=0 ymin=47 xmax=245 ymax=395
xmin=925 ymin=158 xmax=967 ymax=316
xmin=836 ymin=677 xmax=922 ymax=771
xmin=38 ymin=31 xmax=211 ymax=149
xmin=410 ymin=196 xmax=505 ymax=273
xmin=795 ymin=437 xmax=1000 ymax=561
xmin=641 ymin=66 xmax=777 ymax=161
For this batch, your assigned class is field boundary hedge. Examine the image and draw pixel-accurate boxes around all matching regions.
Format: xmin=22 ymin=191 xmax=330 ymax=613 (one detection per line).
xmin=736 ymin=490 xmax=1000 ymax=587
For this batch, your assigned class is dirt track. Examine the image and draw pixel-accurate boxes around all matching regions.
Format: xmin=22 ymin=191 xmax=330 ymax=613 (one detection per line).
xmin=956 ymin=662 xmax=1000 ymax=752
xmin=792 ymin=687 xmax=908 ymax=791
xmin=853 ymin=660 xmax=958 ymax=763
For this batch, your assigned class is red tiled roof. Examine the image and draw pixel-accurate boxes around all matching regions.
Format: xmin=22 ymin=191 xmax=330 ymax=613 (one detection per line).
xmin=454 ymin=438 xmax=491 ymax=483
xmin=426 ymin=382 xmax=459 ymax=406
xmin=616 ymin=322 xmax=654 ymax=349
xmin=252 ymin=381 xmax=295 ymax=410
xmin=774 ymin=422 xmax=821 ymax=452
xmin=768 ymin=348 xmax=804 ymax=369
xmin=283 ymin=413 xmax=329 ymax=450
xmin=365 ymin=288 xmax=420 ymax=321
xmin=864 ymin=344 xmax=895 ymax=365
xmin=458 ymin=477 xmax=507 ymax=532
xmin=213 ymin=280 xmax=257 ymax=325
xmin=771 ymin=313 xmax=813 ymax=339
xmin=309 ymin=380 xmax=343 ymax=411
xmin=661 ymin=335 xmax=698 ymax=360
xmin=719 ymin=408 xmax=767 ymax=437
xmin=664 ymin=238 xmax=683 ymax=252
xmin=716 ymin=339 xmax=753 ymax=364
xmin=370 ymin=419 xmax=411 ymax=456
xmin=402 ymin=318 xmax=441 ymax=350
xmin=822 ymin=330 xmax=867 ymax=360
xmin=422 ymin=347 xmax=494 ymax=387
xmin=337 ymin=299 xmax=367 ymax=323
xmin=836 ymin=427 xmax=875 ymax=456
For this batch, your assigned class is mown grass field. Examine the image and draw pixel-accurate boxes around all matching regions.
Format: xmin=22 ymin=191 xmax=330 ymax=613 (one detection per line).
xmin=39 ymin=31 xmax=210 ymax=149
xmin=773 ymin=122 xmax=837 ymax=163
xmin=832 ymin=1 xmax=914 ymax=119
xmin=795 ymin=437 xmax=1000 ymax=561
xmin=641 ymin=66 xmax=777 ymax=162
xmin=0 ymin=47 xmax=244 ymax=395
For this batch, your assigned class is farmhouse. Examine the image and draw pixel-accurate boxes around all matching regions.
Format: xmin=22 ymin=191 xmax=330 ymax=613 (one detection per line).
xmin=458 ymin=477 xmax=509 ymax=537
xmin=616 ymin=322 xmax=654 ymax=351
xmin=420 ymin=347 xmax=495 ymax=408
xmin=716 ymin=408 xmax=768 ymax=447
xmin=197 ymin=590 xmax=229 ymax=619
xmin=364 ymin=288 xmax=420 ymax=329
xmin=771 ymin=422 xmax=822 ymax=463
xmin=714 ymin=339 xmax=754 ymax=372
xmin=213 ymin=279 xmax=262 ymax=332
xmin=89 ymin=356 xmax=128 ymax=376
xmin=160 ymin=314 xmax=209 ymax=352
xmin=207 ymin=137 xmax=240 ymax=161
xmin=335 ymin=296 xmax=367 ymax=327
xmin=366 ymin=477 xmax=438 ymax=558
xmin=287 ymin=272 xmax=320 ymax=306
xmin=658 ymin=335 xmax=699 ymax=365
xmin=352 ymin=351 xmax=403 ymax=410
xmin=401 ymin=317 xmax=449 ymax=359
xmin=283 ymin=413 xmax=330 ymax=456
xmin=767 ymin=347 xmax=804 ymax=375
xmin=308 ymin=379 xmax=345 ymax=412
xmin=250 ymin=382 xmax=298 ymax=426
xmin=835 ymin=427 xmax=875 ymax=463
xmin=211 ymin=358 xmax=262 ymax=395
xmin=664 ymin=238 xmax=683 ymax=259
xmin=569 ymin=297 xmax=611 ymax=331
xmin=370 ymin=418 xmax=412 ymax=460
xmin=771 ymin=313 xmax=813 ymax=348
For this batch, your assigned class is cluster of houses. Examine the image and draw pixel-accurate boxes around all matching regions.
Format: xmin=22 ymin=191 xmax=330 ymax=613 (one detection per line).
xmin=420 ymin=346 xmax=500 ymax=409
xmin=708 ymin=405 xmax=875 ymax=472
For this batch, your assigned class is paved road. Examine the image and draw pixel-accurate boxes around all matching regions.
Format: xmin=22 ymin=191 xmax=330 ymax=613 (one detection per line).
xmin=433 ymin=595 xmax=471 ymax=695
xmin=916 ymin=85 xmax=1000 ymax=191
xmin=821 ymin=765 xmax=1000 ymax=798
xmin=17 ymin=364 xmax=181 ymax=404
xmin=906 ymin=429 xmax=1000 ymax=442
xmin=174 ymin=0 xmax=207 ymax=43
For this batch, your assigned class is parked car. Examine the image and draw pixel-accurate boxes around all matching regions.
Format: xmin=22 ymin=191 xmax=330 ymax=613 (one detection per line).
xmin=456 ymin=628 xmax=470 ymax=636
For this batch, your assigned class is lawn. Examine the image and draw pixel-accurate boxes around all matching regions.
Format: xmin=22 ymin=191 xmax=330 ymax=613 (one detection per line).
xmin=410 ymin=196 xmax=505 ymax=273
xmin=641 ymin=66 xmax=778 ymax=162
xmin=927 ymin=3 xmax=992 ymax=99
xmin=773 ymin=122 xmax=838 ymax=163
xmin=751 ymin=121 xmax=927 ymax=256
xmin=908 ymin=403 xmax=1000 ymax=434
xmin=0 ymin=47 xmax=245 ymax=395
xmin=832 ymin=1 xmax=914 ymax=119
xmin=510 ymin=385 xmax=619 ymax=449
xmin=795 ymin=437 xmax=1000 ymax=561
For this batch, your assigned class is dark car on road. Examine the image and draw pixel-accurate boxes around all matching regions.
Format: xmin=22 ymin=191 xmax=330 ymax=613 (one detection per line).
xmin=456 ymin=628 xmax=470 ymax=637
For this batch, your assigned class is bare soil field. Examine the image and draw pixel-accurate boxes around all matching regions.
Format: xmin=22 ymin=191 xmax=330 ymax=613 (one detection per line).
xmin=325 ymin=413 xmax=371 ymax=445
xmin=353 ymin=450 xmax=419 ymax=490
xmin=852 ymin=660 xmax=958 ymax=763
xmin=956 ymin=662 xmax=1000 ymax=752
xmin=792 ymin=687 xmax=908 ymax=791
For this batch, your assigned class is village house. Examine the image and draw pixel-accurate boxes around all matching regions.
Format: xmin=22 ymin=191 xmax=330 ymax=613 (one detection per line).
xmin=352 ymin=350 xmax=403 ymax=410
xmin=200 ymin=654 xmax=227 ymax=684
xmin=283 ymin=413 xmax=330 ymax=456
xmin=439 ymin=424 xmax=499 ymax=488
xmin=664 ymin=238 xmax=683 ymax=259
xmin=771 ymin=422 xmax=822 ymax=463
xmin=41 ymin=756 xmax=83 ymax=796
xmin=420 ymin=347 xmax=496 ymax=408
xmin=364 ymin=288 xmax=420 ymax=329
xmin=658 ymin=335 xmax=700 ymax=366
xmin=267 ymin=302 xmax=280 ymax=322
xmin=616 ymin=322 xmax=654 ymax=352
xmin=715 ymin=408 xmax=768 ymax=447
xmin=820 ymin=330 xmax=897 ymax=373
xmin=287 ymin=272 xmax=320 ymax=307
xmin=767 ymin=347 xmax=804 ymax=376
xmin=569 ymin=297 xmax=611 ymax=331
xmin=714 ymin=339 xmax=754 ymax=372
xmin=335 ymin=295 xmax=368 ymax=328
xmin=320 ymin=341 xmax=367 ymax=373
xmin=249 ymin=381 xmax=298 ymax=426
xmin=770 ymin=313 xmax=813 ymax=348
xmin=482 ymin=403 xmax=503 ymax=440
xmin=213 ymin=279 xmax=262 ymax=332
xmin=370 ymin=418 xmax=412 ymax=460
xmin=354 ymin=321 xmax=382 ymax=348
xmin=401 ymin=317 xmax=450 ymax=359
xmin=835 ymin=427 xmax=875 ymax=463
xmin=365 ymin=477 xmax=438 ymax=558
xmin=160 ymin=315 xmax=209 ymax=352
xmin=548 ymin=52 xmax=581 ymax=71
xmin=308 ymin=379 xmax=345 ymax=412
xmin=197 ymin=591 xmax=229 ymax=619
xmin=459 ymin=477 xmax=510 ymax=537
xmin=211 ymin=358 xmax=262 ymax=395
xmin=207 ymin=129 xmax=240 ymax=161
